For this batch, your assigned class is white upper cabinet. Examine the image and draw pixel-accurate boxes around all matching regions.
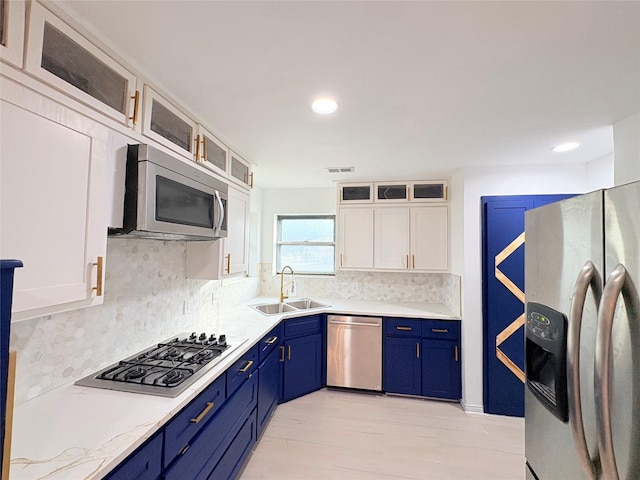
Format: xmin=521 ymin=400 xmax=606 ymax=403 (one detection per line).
xmin=141 ymin=85 xmax=197 ymax=159
xmin=337 ymin=207 xmax=374 ymax=269
xmin=375 ymin=182 xmax=408 ymax=203
xmin=24 ymin=2 xmax=140 ymax=129
xmin=374 ymin=207 xmax=410 ymax=269
xmin=229 ymin=151 xmax=253 ymax=189
xmin=186 ymin=186 xmax=250 ymax=279
xmin=196 ymin=126 xmax=228 ymax=177
xmin=0 ymin=76 xmax=108 ymax=321
xmin=410 ymin=206 xmax=449 ymax=271
xmin=409 ymin=180 xmax=448 ymax=202
xmin=0 ymin=0 xmax=25 ymax=68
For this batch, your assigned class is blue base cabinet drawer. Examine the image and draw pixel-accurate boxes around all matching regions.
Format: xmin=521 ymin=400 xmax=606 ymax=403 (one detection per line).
xmin=422 ymin=320 xmax=459 ymax=340
xmin=104 ymin=433 xmax=162 ymax=480
xmin=283 ymin=314 xmax=321 ymax=338
xmin=227 ymin=345 xmax=259 ymax=397
xmin=164 ymin=373 xmax=258 ymax=480
xmin=384 ymin=317 xmax=421 ymax=336
xmin=258 ymin=324 xmax=282 ymax=362
xmin=206 ymin=410 xmax=257 ymax=480
xmin=164 ymin=373 xmax=226 ymax=465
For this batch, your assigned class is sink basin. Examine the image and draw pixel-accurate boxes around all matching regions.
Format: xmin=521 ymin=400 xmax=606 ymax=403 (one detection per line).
xmin=251 ymin=298 xmax=329 ymax=315
xmin=253 ymin=303 xmax=298 ymax=315
xmin=285 ymin=298 xmax=328 ymax=310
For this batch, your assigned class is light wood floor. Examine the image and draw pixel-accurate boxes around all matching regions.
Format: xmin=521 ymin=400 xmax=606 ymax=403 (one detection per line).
xmin=241 ymin=389 xmax=525 ymax=480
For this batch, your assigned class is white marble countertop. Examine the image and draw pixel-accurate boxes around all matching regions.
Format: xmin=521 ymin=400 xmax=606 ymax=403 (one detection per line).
xmin=9 ymin=298 xmax=459 ymax=479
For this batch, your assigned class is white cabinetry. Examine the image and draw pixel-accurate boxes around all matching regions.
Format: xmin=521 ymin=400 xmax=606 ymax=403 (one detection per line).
xmin=196 ymin=127 xmax=228 ymax=178
xmin=337 ymin=181 xmax=450 ymax=273
xmin=24 ymin=2 xmax=140 ymax=129
xmin=186 ymin=186 xmax=250 ymax=279
xmin=229 ymin=151 xmax=253 ymax=190
xmin=0 ymin=77 xmax=108 ymax=321
xmin=337 ymin=208 xmax=374 ymax=269
xmin=0 ymin=0 xmax=25 ymax=68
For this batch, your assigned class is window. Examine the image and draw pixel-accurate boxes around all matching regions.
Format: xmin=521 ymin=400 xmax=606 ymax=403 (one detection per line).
xmin=276 ymin=215 xmax=335 ymax=274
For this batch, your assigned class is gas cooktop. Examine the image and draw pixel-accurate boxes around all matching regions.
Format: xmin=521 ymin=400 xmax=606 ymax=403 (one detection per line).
xmin=76 ymin=332 xmax=247 ymax=397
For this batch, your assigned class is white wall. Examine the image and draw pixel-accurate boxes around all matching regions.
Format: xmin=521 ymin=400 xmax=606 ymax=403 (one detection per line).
xmin=613 ymin=112 xmax=640 ymax=185
xmin=260 ymin=188 xmax=337 ymax=266
xmin=450 ymin=161 xmax=612 ymax=412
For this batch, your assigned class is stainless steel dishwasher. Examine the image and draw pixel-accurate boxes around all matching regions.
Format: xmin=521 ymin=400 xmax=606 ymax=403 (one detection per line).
xmin=326 ymin=315 xmax=382 ymax=391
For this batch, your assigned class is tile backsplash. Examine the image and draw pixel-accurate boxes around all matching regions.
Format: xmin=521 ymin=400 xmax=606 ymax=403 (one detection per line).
xmin=9 ymin=238 xmax=259 ymax=405
xmin=259 ymin=264 xmax=461 ymax=313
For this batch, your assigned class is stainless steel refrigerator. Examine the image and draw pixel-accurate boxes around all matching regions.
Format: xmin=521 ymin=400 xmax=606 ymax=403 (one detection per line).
xmin=524 ymin=181 xmax=639 ymax=480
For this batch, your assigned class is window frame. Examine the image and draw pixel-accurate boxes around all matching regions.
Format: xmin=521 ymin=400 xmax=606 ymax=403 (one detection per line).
xmin=275 ymin=214 xmax=336 ymax=275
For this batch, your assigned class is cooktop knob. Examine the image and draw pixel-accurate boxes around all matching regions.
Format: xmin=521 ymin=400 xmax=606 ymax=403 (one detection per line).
xmin=189 ymin=332 xmax=197 ymax=339
xmin=218 ymin=335 xmax=227 ymax=347
xmin=199 ymin=332 xmax=207 ymax=340
xmin=209 ymin=334 xmax=217 ymax=342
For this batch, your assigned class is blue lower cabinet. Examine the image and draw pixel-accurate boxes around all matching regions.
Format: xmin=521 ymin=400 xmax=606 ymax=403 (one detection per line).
xmin=282 ymin=333 xmax=322 ymax=402
xmin=164 ymin=373 xmax=258 ymax=480
xmin=257 ymin=342 xmax=282 ymax=438
xmin=384 ymin=336 xmax=421 ymax=395
xmin=206 ymin=410 xmax=257 ymax=480
xmin=421 ymin=339 xmax=461 ymax=400
xmin=103 ymin=433 xmax=162 ymax=480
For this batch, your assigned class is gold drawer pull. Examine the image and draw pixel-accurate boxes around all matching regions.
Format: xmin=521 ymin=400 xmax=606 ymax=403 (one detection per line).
xmin=92 ymin=256 xmax=103 ymax=297
xmin=280 ymin=345 xmax=285 ymax=362
xmin=180 ymin=444 xmax=190 ymax=455
xmin=416 ymin=342 xmax=420 ymax=359
xmin=455 ymin=345 xmax=459 ymax=362
xmin=288 ymin=345 xmax=291 ymax=360
xmin=239 ymin=360 xmax=254 ymax=373
xmin=266 ymin=336 xmax=278 ymax=345
xmin=190 ymin=401 xmax=214 ymax=424
xmin=225 ymin=254 xmax=231 ymax=274
xmin=432 ymin=328 xmax=449 ymax=333
xmin=396 ymin=326 xmax=412 ymax=331
xmin=129 ymin=90 xmax=140 ymax=125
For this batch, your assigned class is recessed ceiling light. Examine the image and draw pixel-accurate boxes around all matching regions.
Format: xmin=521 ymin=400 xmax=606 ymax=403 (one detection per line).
xmin=552 ymin=142 xmax=580 ymax=152
xmin=312 ymin=98 xmax=338 ymax=114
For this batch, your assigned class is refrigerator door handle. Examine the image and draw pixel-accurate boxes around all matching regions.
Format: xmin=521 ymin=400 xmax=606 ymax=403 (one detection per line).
xmin=595 ymin=263 xmax=640 ymax=480
xmin=568 ymin=261 xmax=602 ymax=480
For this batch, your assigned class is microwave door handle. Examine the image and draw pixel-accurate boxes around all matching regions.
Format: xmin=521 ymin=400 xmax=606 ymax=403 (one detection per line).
xmin=595 ymin=263 xmax=640 ymax=480
xmin=568 ymin=261 xmax=602 ymax=480
xmin=214 ymin=190 xmax=225 ymax=233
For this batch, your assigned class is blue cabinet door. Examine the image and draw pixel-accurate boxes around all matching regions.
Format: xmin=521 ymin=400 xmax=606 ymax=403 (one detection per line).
xmin=282 ymin=333 xmax=322 ymax=402
xmin=384 ymin=336 xmax=421 ymax=395
xmin=421 ymin=339 xmax=461 ymax=400
xmin=482 ymin=194 xmax=574 ymax=416
xmin=104 ymin=433 xmax=163 ymax=480
xmin=257 ymin=345 xmax=282 ymax=438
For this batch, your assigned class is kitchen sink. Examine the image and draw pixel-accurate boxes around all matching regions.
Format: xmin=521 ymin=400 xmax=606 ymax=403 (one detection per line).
xmin=252 ymin=298 xmax=329 ymax=315
xmin=285 ymin=298 xmax=328 ymax=310
xmin=253 ymin=303 xmax=298 ymax=315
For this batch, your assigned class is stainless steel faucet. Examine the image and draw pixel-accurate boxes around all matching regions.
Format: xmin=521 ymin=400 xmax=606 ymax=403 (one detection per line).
xmin=279 ymin=265 xmax=296 ymax=303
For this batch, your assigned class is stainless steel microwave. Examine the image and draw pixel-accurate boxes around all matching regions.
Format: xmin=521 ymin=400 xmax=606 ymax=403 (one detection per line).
xmin=109 ymin=144 xmax=227 ymax=240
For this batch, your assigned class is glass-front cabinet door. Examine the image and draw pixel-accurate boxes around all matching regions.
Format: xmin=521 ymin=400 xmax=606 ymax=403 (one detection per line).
xmin=24 ymin=2 xmax=139 ymax=128
xmin=142 ymin=86 xmax=196 ymax=159
xmin=196 ymin=127 xmax=228 ymax=177
xmin=0 ymin=0 xmax=25 ymax=68
xmin=410 ymin=181 xmax=448 ymax=202
xmin=230 ymin=151 xmax=252 ymax=189
xmin=338 ymin=183 xmax=373 ymax=204
xmin=375 ymin=182 xmax=408 ymax=202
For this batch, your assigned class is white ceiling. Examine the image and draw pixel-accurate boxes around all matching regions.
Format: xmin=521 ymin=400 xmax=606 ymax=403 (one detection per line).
xmin=59 ymin=0 xmax=640 ymax=189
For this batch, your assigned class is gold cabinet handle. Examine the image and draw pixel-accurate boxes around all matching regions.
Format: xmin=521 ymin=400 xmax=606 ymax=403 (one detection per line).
xmin=239 ymin=360 xmax=254 ymax=373
xmin=92 ymin=256 xmax=103 ymax=297
xmin=288 ymin=345 xmax=291 ymax=360
xmin=406 ymin=255 xmax=409 ymax=269
xmin=194 ymin=134 xmax=201 ymax=162
xmin=432 ymin=328 xmax=449 ymax=333
xmin=129 ymin=90 xmax=140 ymax=125
xmin=190 ymin=401 xmax=214 ymax=424
xmin=445 ymin=185 xmax=448 ymax=200
xmin=266 ymin=336 xmax=278 ymax=345
xmin=339 ymin=253 xmax=343 ymax=267
xmin=280 ymin=345 xmax=285 ymax=362
xmin=201 ymin=136 xmax=207 ymax=161
xmin=249 ymin=172 xmax=254 ymax=188
xmin=225 ymin=254 xmax=231 ymax=274
xmin=180 ymin=444 xmax=190 ymax=455
xmin=416 ymin=342 xmax=420 ymax=359
xmin=412 ymin=255 xmax=415 ymax=269
xmin=454 ymin=345 xmax=459 ymax=362
xmin=396 ymin=326 xmax=412 ymax=331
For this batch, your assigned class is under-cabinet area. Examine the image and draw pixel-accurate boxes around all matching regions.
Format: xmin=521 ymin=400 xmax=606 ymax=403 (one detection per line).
xmin=7 ymin=301 xmax=460 ymax=479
